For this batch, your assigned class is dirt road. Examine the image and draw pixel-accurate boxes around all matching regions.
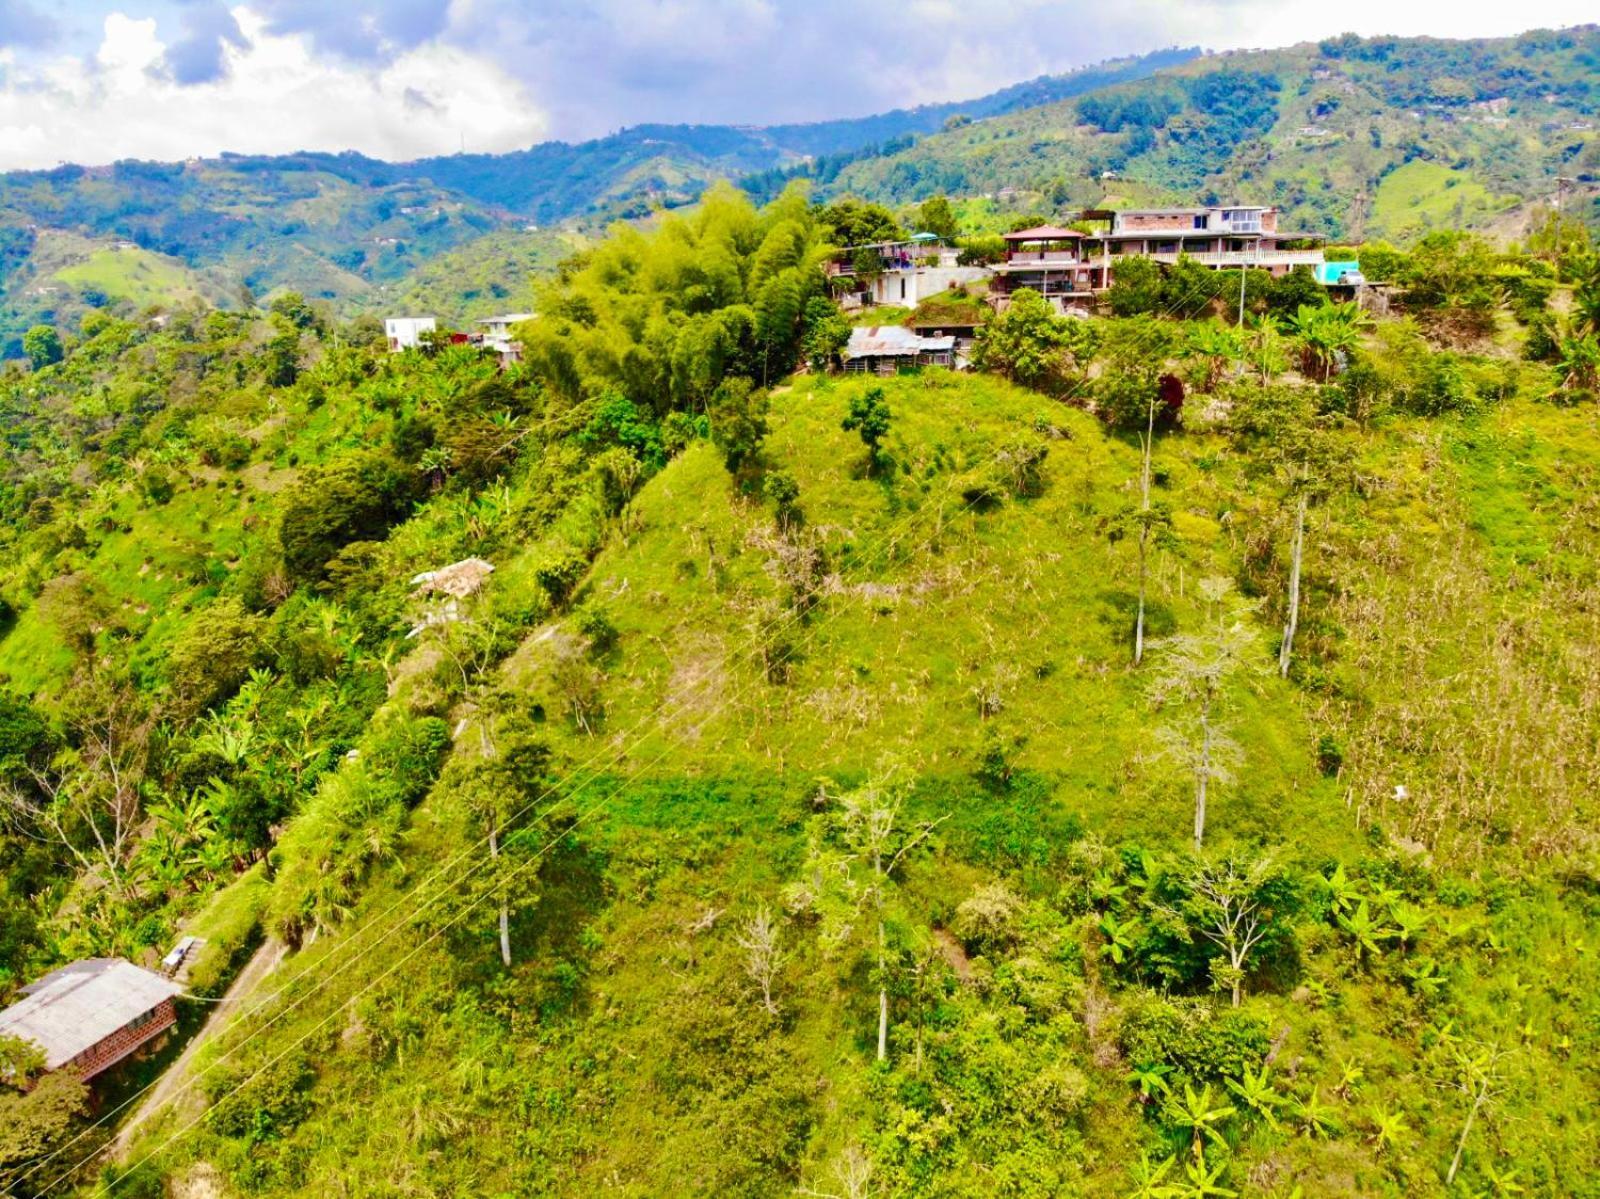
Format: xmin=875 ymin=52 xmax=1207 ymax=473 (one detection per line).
xmin=114 ymin=937 xmax=288 ymax=1155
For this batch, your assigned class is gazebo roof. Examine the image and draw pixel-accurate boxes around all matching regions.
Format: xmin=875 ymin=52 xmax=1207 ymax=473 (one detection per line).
xmin=1003 ymin=226 xmax=1083 ymax=241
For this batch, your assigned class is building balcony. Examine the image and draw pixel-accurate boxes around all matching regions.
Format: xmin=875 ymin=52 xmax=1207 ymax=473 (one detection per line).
xmin=1002 ymin=250 xmax=1080 ymax=265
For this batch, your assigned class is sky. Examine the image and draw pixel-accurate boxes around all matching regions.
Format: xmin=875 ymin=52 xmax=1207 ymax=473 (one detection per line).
xmin=0 ymin=1 xmax=1594 ymax=171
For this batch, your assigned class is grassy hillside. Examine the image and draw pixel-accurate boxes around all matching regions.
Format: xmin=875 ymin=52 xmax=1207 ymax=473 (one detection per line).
xmin=1 ymin=187 xmax=1598 ymax=1198
xmin=823 ymin=29 xmax=1600 ymax=242
xmin=98 ymin=372 xmax=1600 ymax=1199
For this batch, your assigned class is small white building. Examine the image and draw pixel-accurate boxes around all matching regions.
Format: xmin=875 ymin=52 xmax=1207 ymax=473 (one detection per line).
xmin=384 ymin=316 xmax=436 ymax=352
xmin=475 ymin=313 xmax=535 ymax=364
xmin=828 ymin=236 xmax=992 ymax=311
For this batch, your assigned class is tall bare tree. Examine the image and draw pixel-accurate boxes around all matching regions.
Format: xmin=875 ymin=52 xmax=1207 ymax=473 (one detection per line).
xmin=1149 ymin=579 xmax=1259 ymax=849
xmin=787 ymin=776 xmax=943 ymax=1063
xmin=735 ymin=905 xmax=787 ymax=1015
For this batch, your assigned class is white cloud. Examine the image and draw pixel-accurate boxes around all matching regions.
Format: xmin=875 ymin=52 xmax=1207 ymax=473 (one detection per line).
xmin=0 ymin=6 xmax=547 ymax=170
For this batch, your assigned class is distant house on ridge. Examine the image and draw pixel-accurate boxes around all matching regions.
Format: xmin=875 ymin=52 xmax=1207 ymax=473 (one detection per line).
xmin=384 ymin=316 xmax=437 ymax=352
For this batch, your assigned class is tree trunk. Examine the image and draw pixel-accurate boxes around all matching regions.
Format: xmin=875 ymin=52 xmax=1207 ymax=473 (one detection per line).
xmin=876 ymin=920 xmax=888 ymax=1063
xmin=1447 ymin=1090 xmax=1485 ymax=1186
xmin=1135 ymin=400 xmax=1156 ymax=666
xmin=489 ymin=825 xmax=511 ymax=967
xmin=1279 ymin=491 xmax=1307 ymax=678
xmin=1195 ymin=691 xmax=1213 ymax=851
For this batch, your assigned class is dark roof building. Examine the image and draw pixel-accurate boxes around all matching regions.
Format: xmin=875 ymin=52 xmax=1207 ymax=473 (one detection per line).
xmin=0 ymin=959 xmax=184 ymax=1080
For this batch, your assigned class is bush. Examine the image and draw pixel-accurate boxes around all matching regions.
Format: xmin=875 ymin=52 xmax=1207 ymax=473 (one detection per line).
xmin=1119 ymin=995 xmax=1270 ymax=1083
xmin=953 ymin=882 xmax=1024 ymax=955
xmin=166 ymin=597 xmax=265 ymax=718
xmin=279 ymin=451 xmax=417 ymax=583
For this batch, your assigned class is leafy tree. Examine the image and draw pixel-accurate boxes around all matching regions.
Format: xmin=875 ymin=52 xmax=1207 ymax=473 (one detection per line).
xmin=915 ymin=194 xmax=959 ymax=241
xmin=841 ymin=386 xmax=892 ymax=474
xmin=818 ymin=198 xmax=904 ymax=247
xmin=1179 ymin=853 xmax=1298 ymax=1006
xmin=279 ymin=451 xmax=417 ymax=583
xmin=0 ymin=1071 xmax=90 ymax=1190
xmin=1109 ymin=257 xmax=1165 ymax=317
xmin=707 ymin=376 xmax=770 ymax=474
xmin=166 ymin=597 xmax=266 ymax=719
xmin=800 ymin=296 xmax=850 ymax=373
xmin=22 ymin=325 xmax=63 ymax=370
xmin=972 ymin=288 xmax=1098 ymax=391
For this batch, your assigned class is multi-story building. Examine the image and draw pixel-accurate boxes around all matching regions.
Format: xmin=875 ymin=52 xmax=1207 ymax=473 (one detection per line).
xmin=990 ymin=206 xmax=1326 ymax=313
xmin=988 ymin=225 xmax=1107 ymax=311
xmin=1080 ymin=205 xmax=1325 ymax=276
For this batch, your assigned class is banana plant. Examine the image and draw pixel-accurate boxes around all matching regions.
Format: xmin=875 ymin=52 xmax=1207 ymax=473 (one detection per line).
xmin=1099 ymin=911 xmax=1140 ymax=966
xmin=1291 ymin=1087 xmax=1338 ymax=1139
xmin=1316 ymin=863 xmax=1362 ymax=917
xmin=1180 ymin=1151 xmax=1238 ymax=1199
xmin=1224 ymin=1064 xmax=1284 ymax=1129
xmin=1337 ymin=900 xmax=1397 ymax=961
xmin=1365 ymin=1103 xmax=1410 ymax=1154
xmin=1122 ymin=1152 xmax=1182 ymax=1199
xmin=1162 ymin=1084 xmax=1235 ymax=1157
xmin=1129 ymin=1061 xmax=1174 ymax=1103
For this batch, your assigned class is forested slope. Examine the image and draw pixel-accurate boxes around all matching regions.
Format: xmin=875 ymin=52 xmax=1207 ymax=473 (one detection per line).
xmin=824 ymin=28 xmax=1600 ymax=240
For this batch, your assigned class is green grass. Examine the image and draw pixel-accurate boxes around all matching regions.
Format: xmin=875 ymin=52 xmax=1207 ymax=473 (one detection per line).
xmin=53 ymin=246 xmax=212 ymax=309
xmin=1368 ymin=162 xmax=1514 ymax=240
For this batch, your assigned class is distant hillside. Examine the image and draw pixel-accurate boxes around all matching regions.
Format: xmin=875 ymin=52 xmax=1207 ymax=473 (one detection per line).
xmin=0 ymin=48 xmax=1193 ymax=355
xmin=820 ymin=27 xmax=1600 ymax=241
xmin=400 ymin=47 xmax=1201 ymax=220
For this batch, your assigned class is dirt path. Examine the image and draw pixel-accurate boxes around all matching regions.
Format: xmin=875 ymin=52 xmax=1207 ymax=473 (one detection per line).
xmin=114 ymin=937 xmax=288 ymax=1155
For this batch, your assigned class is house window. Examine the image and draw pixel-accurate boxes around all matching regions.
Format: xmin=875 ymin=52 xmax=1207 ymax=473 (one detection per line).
xmin=899 ymin=278 xmax=906 ymax=300
xmin=1193 ymin=215 xmax=1206 ymax=229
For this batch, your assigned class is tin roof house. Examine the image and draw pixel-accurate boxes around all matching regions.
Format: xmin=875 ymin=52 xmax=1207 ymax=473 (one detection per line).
xmin=0 ymin=959 xmax=184 ymax=1081
xmin=842 ymin=325 xmax=956 ymax=375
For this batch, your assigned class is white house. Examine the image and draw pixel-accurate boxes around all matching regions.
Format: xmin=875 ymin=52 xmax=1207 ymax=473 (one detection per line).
xmin=384 ymin=316 xmax=436 ymax=352
xmin=475 ymin=313 xmax=535 ymax=364
xmin=827 ymin=236 xmax=992 ymax=311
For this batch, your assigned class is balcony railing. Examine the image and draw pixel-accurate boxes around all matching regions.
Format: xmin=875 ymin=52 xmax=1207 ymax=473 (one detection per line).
xmin=1004 ymin=250 xmax=1079 ymax=264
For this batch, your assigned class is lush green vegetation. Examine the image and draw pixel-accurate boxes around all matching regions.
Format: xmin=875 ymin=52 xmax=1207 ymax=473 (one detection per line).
xmin=0 ymin=171 xmax=1598 ymax=1199
xmin=826 ymin=29 xmax=1600 ymax=244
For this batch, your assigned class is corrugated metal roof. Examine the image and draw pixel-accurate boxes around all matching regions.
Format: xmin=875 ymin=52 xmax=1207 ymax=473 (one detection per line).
xmin=845 ymin=327 xmax=956 ymax=357
xmin=0 ymin=959 xmax=185 ymax=1069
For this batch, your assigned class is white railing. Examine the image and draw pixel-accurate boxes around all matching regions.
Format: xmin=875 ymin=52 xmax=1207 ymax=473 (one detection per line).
xmin=1005 ymin=250 xmax=1079 ymax=264
xmin=1120 ymin=249 xmax=1323 ymax=267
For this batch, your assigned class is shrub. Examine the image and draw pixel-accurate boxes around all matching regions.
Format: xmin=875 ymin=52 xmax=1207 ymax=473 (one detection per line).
xmin=953 ymin=882 xmax=1024 ymax=955
xmin=166 ymin=597 xmax=265 ymax=718
xmin=1119 ymin=995 xmax=1270 ymax=1083
xmin=279 ymin=450 xmax=417 ymax=582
